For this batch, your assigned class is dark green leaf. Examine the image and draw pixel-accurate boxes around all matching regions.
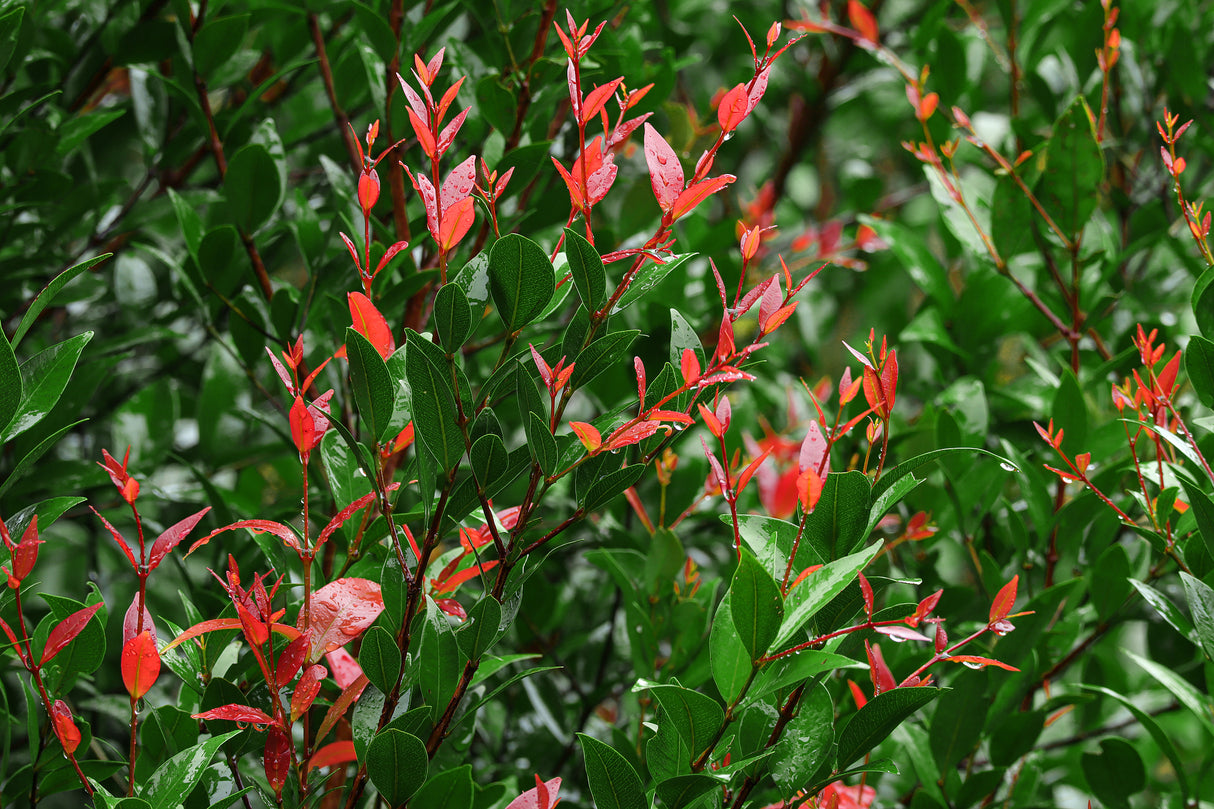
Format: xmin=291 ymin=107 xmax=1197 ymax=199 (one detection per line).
xmin=578 ymin=733 xmax=647 ymax=809
xmin=192 ymin=15 xmax=249 ymax=79
xmin=12 ymin=254 xmax=110 ymax=348
xmin=655 ymin=774 xmax=720 ymax=809
xmin=1186 ymin=335 xmax=1214 ymax=408
xmin=928 ymin=673 xmax=988 ymax=771
xmin=1124 ymin=650 xmax=1214 ymax=737
xmin=56 ymin=109 xmax=125 ymax=156
xmin=1081 ymin=737 xmax=1145 ymax=808
xmin=771 ymin=683 xmax=833 ymax=800
xmin=0 ymin=6 xmax=23 ymax=74
xmin=1181 ymin=572 xmax=1214 ymax=661
xmin=434 ymin=283 xmax=473 ymax=352
xmin=774 ymin=542 xmax=882 ymax=650
xmin=836 ymin=686 xmax=943 ymax=769
xmin=1091 ymin=544 xmax=1132 ymax=621
xmin=470 ymin=433 xmax=510 ymax=491
xmin=411 ymin=765 xmax=474 ymax=809
xmin=564 ymin=227 xmax=606 ymax=311
xmin=420 ymin=598 xmax=465 ymax=714
xmin=224 ymin=143 xmax=282 ymax=233
xmin=1180 ymin=480 xmax=1214 ymax=563
xmin=346 ymin=328 xmax=395 ymax=443
xmin=359 ymin=626 xmax=401 ymax=695
xmin=750 ymin=650 xmax=862 ymax=702
xmin=0 ymin=419 xmax=88 ymax=498
xmin=1040 ymin=96 xmax=1104 ymax=237
xmin=405 ymin=331 xmax=463 ymax=472
xmin=612 ymin=254 xmax=694 ymax=313
xmin=525 ymin=411 xmax=558 ymax=477
xmin=863 ymin=216 xmax=954 ymax=314
xmin=366 ymin=729 xmax=428 ymax=805
xmin=803 ymin=471 xmax=872 ymax=561
xmin=144 ymin=731 xmax=242 ymax=809
xmin=636 ymin=681 xmax=725 ymax=762
xmin=488 ymin=234 xmax=555 ymax=334
xmin=729 ymin=550 xmax=783 ymax=660
xmin=571 ymin=330 xmax=640 ymax=390
xmin=458 ymin=596 xmax=502 ymax=659
xmin=1083 ymin=685 xmax=1191 ymax=798
xmin=583 ymin=464 xmax=644 ymax=512
xmin=2 ymin=331 xmax=90 ymax=441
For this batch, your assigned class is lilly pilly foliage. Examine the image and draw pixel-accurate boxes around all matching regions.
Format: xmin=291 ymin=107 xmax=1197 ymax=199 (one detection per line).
xmin=1 ymin=0 xmax=1214 ymax=807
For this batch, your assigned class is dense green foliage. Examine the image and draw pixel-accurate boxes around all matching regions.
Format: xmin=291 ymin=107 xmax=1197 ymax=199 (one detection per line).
xmin=2 ymin=0 xmax=1214 ymax=807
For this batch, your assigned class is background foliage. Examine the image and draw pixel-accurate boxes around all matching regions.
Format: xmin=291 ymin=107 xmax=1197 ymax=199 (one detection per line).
xmin=2 ymin=0 xmax=1214 ymax=807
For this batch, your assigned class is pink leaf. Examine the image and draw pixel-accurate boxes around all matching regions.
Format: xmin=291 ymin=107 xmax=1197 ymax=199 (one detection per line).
xmin=643 ymin=123 xmax=684 ymax=212
xmin=799 ymin=420 xmax=829 ymax=477
xmin=122 ymin=595 xmax=156 ymax=647
xmin=325 ymin=647 xmax=364 ymax=689
xmin=404 ymin=167 xmax=439 ymax=241
xmin=587 ymin=163 xmax=618 ymax=204
xmin=192 ymin=704 xmax=274 ymax=726
xmin=308 ymin=578 xmax=384 ymax=662
xmin=873 ymin=624 xmax=931 ymax=643
xmin=505 ymin=776 xmax=563 ymax=809
xmin=440 ymin=155 xmax=478 ymax=213
xmin=397 ymin=75 xmax=429 ymax=122
xmin=436 ymin=108 xmax=469 ymax=155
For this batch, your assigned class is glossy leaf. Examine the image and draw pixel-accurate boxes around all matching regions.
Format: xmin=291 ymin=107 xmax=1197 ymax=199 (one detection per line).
xmin=773 ymin=541 xmax=882 ymax=651
xmin=405 ymin=330 xmax=463 ymax=472
xmin=346 ymin=328 xmax=395 ymax=443
xmin=12 ymin=254 xmax=110 ymax=348
xmin=836 ymin=686 xmax=943 ymax=769
xmin=578 ymin=733 xmax=646 ymax=809
xmin=348 ymin=292 xmax=395 ymax=359
xmin=434 ymin=282 xmax=473 ymax=352
xmin=413 ymin=765 xmax=475 ymax=809
xmin=366 ymin=729 xmax=428 ymax=805
xmin=729 ymin=550 xmax=784 ymax=660
xmin=224 ymin=143 xmax=282 ymax=232
xmin=307 ymin=578 xmax=384 ymax=662
xmin=770 ymin=683 xmax=833 ymax=800
xmin=571 ymin=330 xmax=640 ymax=390
xmin=121 ymin=631 xmax=160 ymax=700
xmin=488 ymin=234 xmax=556 ymax=334
xmin=359 ymin=625 xmax=401 ymax=694
xmin=1040 ymin=96 xmax=1104 ymax=237
xmin=1181 ymin=572 xmax=1214 ymax=662
xmin=143 ymin=731 xmax=242 ymax=809
xmin=635 ymin=680 xmax=724 ymax=762
xmin=3 ymin=331 xmax=92 ymax=441
xmin=40 ymin=602 xmax=103 ymax=666
xmin=564 ymin=227 xmax=606 ymax=311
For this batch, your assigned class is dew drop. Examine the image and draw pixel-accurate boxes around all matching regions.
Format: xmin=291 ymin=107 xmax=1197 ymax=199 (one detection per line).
xmin=655 ymin=154 xmax=667 ymax=165
xmin=885 ymin=633 xmax=910 ymax=643
xmin=961 ymin=660 xmax=984 ymax=670
xmin=999 ymin=461 xmax=1018 ymax=472
xmin=672 ymin=423 xmax=687 ymax=432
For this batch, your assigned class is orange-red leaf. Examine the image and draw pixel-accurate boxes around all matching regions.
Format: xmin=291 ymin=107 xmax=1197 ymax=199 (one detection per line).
xmin=348 ymin=292 xmax=395 ymax=359
xmin=718 ymin=83 xmax=750 ymax=133
xmin=51 ymin=699 xmax=81 ymax=754
xmin=438 ymin=196 xmax=476 ymax=252
xmin=121 ymin=630 xmax=160 ymax=700
xmin=847 ymin=0 xmax=879 ymax=43
xmin=945 ymin=655 xmax=1019 ymax=672
xmin=291 ymin=664 xmax=327 ymax=722
xmin=306 ymin=740 xmax=357 ymax=774
xmin=192 ymin=704 xmax=274 ymax=726
xmin=307 ymin=578 xmax=384 ymax=662
xmin=672 ymin=175 xmax=736 ymax=221
xmin=643 ymin=123 xmax=683 ymax=213
xmin=569 ymin=421 xmax=602 ymax=452
xmin=989 ymin=574 xmax=1019 ymax=623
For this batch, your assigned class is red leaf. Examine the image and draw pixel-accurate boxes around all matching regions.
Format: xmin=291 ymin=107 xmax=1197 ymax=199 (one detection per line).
xmin=736 ymin=448 xmax=772 ymax=496
xmin=98 ymin=448 xmax=140 ymax=504
xmin=0 ymin=616 xmax=26 ymax=664
xmin=717 ymin=83 xmax=750 ymax=132
xmin=797 ymin=467 xmax=824 ymax=513
xmin=605 ymin=420 xmax=663 ymax=451
xmin=122 ymin=595 xmax=155 ymax=647
xmin=552 ymin=158 xmax=583 ymax=208
xmin=435 ymin=597 xmax=468 ymax=621
xmin=308 ymin=578 xmax=384 ymax=662
xmin=315 ymin=485 xmax=399 ymax=552
xmin=147 ymin=508 xmax=211 ymax=572
xmin=432 ymin=559 xmax=499 ymax=595
xmin=397 ymin=75 xmax=428 ymax=122
xmin=290 ymin=395 xmax=318 ymax=458
xmin=403 ymin=166 xmax=439 ymax=239
xmin=436 ymin=75 xmax=465 ymax=124
xmin=306 ymin=740 xmax=357 ymax=774
xmin=912 ymin=590 xmax=942 ymax=624
xmin=188 ymin=519 xmax=302 ymax=557
xmin=276 ymin=631 xmax=311 ymax=687
xmin=436 ymin=108 xmax=469 ymax=155
xmin=582 ymin=78 xmax=624 ymax=124
xmin=634 ymin=357 xmax=647 ymax=406
xmin=264 ymin=726 xmax=291 ymax=796
xmin=697 ymin=403 xmax=723 ymax=438
xmin=440 ymin=155 xmax=478 ymax=214
xmin=192 ymin=704 xmax=274 ymax=726
xmin=90 ymin=507 xmax=138 ymax=570
xmin=848 ymin=679 xmax=868 ymax=710
xmin=357 ymin=169 xmax=380 ymax=213
xmin=121 ymin=631 xmax=160 ymax=700
xmin=438 ymin=195 xmax=476 ymax=252
xmin=935 ymin=621 xmax=948 ymax=653
xmin=859 ymin=572 xmax=874 ymax=619
xmin=1159 ymin=349 xmax=1182 ymax=396
xmin=51 ymin=700 xmax=81 ymax=754
xmin=163 ymin=618 xmax=300 ymax=654
xmin=643 ymin=123 xmax=683 ymax=213
xmin=406 ymin=108 xmax=436 ymax=159
xmin=569 ymin=421 xmax=602 ymax=452
xmin=672 ymin=175 xmax=736 ymax=221
xmin=847 ymin=0 xmax=879 ymax=43
xmin=945 ymin=655 xmax=1019 ymax=672
xmin=315 ymin=673 xmax=369 ymax=743
xmin=291 ymin=664 xmax=327 ymax=722
xmin=10 ymin=516 xmax=42 ymax=582
xmin=41 ymin=602 xmax=103 ymax=666
xmin=647 ymin=409 xmax=694 ymax=425
xmin=348 ymin=292 xmax=395 ymax=359
xmin=505 ymin=776 xmax=563 ymax=809
xmin=340 ymin=232 xmax=362 ymax=273
xmin=989 ymin=575 xmax=1019 ymax=623
xmin=680 ymin=348 xmax=701 ymax=386
xmin=374 ymin=240 xmax=411 ymax=277
xmin=865 ymin=640 xmax=896 ymax=695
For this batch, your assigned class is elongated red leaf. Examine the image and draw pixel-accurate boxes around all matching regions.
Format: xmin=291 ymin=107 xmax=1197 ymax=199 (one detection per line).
xmin=873 ymin=624 xmax=930 ymax=643
xmin=264 ymin=726 xmax=292 ymax=796
xmin=192 ymin=704 xmax=273 ymax=726
xmin=859 ymin=572 xmax=874 ymax=619
xmin=276 ymin=631 xmax=311 ymax=687
xmin=436 ymin=107 xmax=469 ymax=155
xmin=187 ymin=519 xmax=302 ymax=556
xmin=315 ymin=673 xmax=369 ymax=744
xmin=41 ymin=603 xmax=103 ymax=666
xmin=718 ymin=83 xmax=749 ymax=132
xmin=582 ymin=78 xmax=623 ymax=124
xmin=404 ymin=167 xmax=439 ymax=240
xmin=163 ymin=618 xmax=301 ymax=653
xmin=348 ymin=292 xmax=395 ymax=359
xmin=315 ymin=485 xmax=399 ymax=551
xmin=306 ymin=740 xmax=357 ymax=774
xmin=291 ymin=664 xmax=327 ymax=722
xmin=865 ymin=640 xmax=896 ymax=695
xmin=945 ymin=655 xmax=1019 ymax=672
xmin=90 ymin=507 xmax=137 ymax=570
xmin=407 ymin=108 xmax=437 ymax=159
xmin=672 ymin=175 xmax=735 ymax=221
xmin=307 ymin=578 xmax=384 ymax=662
xmin=374 ymin=240 xmax=411 ymax=276
xmin=122 ymin=631 xmax=160 ymax=700
xmin=643 ymin=123 xmax=683 ymax=213
xmin=989 ymin=575 xmax=1019 ymax=623
xmin=148 ymin=508 xmax=211 ymax=571
xmin=51 ymin=700 xmax=81 ymax=754
xmin=847 ymin=0 xmax=879 ymax=43
xmin=568 ymin=422 xmax=601 ymax=452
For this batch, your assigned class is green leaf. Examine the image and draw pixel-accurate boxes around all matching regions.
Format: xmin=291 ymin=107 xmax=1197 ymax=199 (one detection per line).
xmin=419 ymin=598 xmax=464 ymax=713
xmin=411 ymin=765 xmax=474 ymax=809
xmin=525 ymin=411 xmax=558 ymax=477
xmin=612 ymin=254 xmax=695 ymax=313
xmin=1181 ymin=572 xmax=1214 ymax=662
xmin=564 ymin=227 xmax=606 ymax=311
xmin=861 ymin=216 xmax=954 ymax=315
xmin=0 ymin=419 xmax=88 ymax=497
xmin=1125 ymin=649 xmax=1214 ymax=737
xmin=144 ymin=731 xmax=241 ymax=809
xmin=405 ymin=330 xmax=463 ymax=472
xmin=583 ymin=464 xmax=644 ymax=512
xmin=12 ymin=254 xmax=111 ymax=348
xmin=749 ymin=650 xmax=862 ymax=703
xmin=773 ymin=541 xmax=882 ymax=651
xmin=1040 ymin=96 xmax=1104 ymax=237
xmin=730 ymin=550 xmax=784 ymax=660
xmin=928 ymin=673 xmax=988 ymax=771
xmin=1081 ymin=737 xmax=1145 ymax=809
xmin=803 ymin=471 xmax=872 ymax=561
xmin=2 ymin=331 xmax=91 ymax=441
xmin=634 ymin=680 xmax=725 ymax=762
xmin=836 ymin=686 xmax=943 ymax=769
xmin=470 ymin=433 xmax=510 ymax=491
xmin=571 ymin=330 xmax=640 ymax=391
xmin=192 ymin=15 xmax=249 ymax=79
xmin=1091 ymin=544 xmax=1131 ymax=622
xmin=0 ymin=6 xmax=23 ymax=74
xmin=359 ymin=626 xmax=401 ymax=695
xmin=710 ymin=593 xmax=752 ymax=704
xmin=1083 ymin=685 xmax=1191 ymax=799
xmin=1120 ymin=575 xmax=1191 ymax=641
xmin=873 ymin=447 xmax=1014 ymax=505
xmin=1186 ymin=335 xmax=1214 ymax=408
xmin=224 ymin=143 xmax=282 ymax=233
xmin=458 ymin=595 xmax=502 ymax=659
xmin=346 ymin=328 xmax=395 ymax=443
xmin=365 ymin=729 xmax=428 ymax=805
xmin=434 ymin=283 xmax=473 ymax=352
xmin=1051 ymin=370 xmax=1087 ymax=450
xmin=770 ymin=683 xmax=833 ymax=801
xmin=1179 ymin=480 xmax=1214 ymax=565
xmin=0 ymin=327 xmax=29 ymax=419
xmin=655 ymin=774 xmax=720 ymax=809
xmin=578 ymin=733 xmax=647 ymax=809
xmin=56 ymin=109 xmax=125 ymax=156
xmin=488 ymin=234 xmax=555 ymax=334
xmin=989 ymin=168 xmax=1037 ymax=261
